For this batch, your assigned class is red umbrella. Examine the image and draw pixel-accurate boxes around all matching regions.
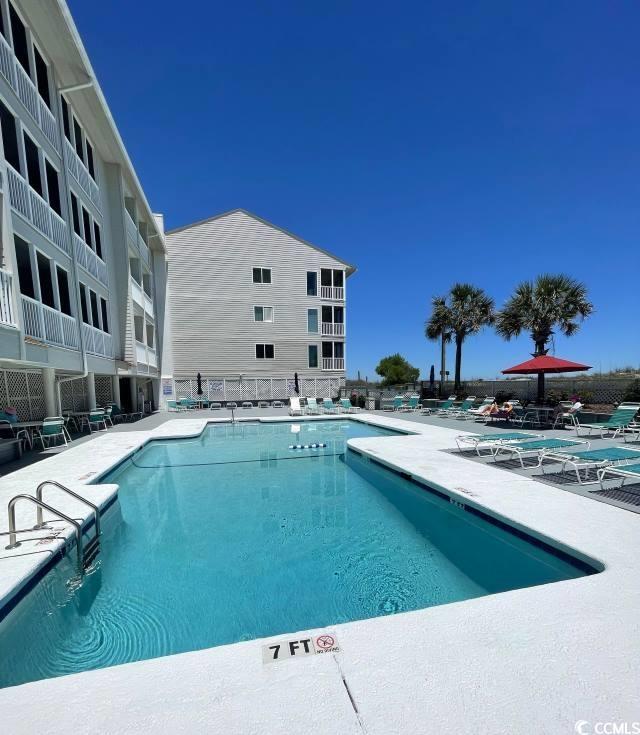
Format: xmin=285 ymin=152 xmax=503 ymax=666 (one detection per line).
xmin=502 ymin=355 xmax=591 ymax=403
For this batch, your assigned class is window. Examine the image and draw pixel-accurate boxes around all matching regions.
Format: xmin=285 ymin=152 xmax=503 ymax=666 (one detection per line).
xmin=89 ymin=289 xmax=99 ymax=328
xmin=322 ymin=305 xmax=332 ymax=324
xmin=86 ymin=140 xmax=96 ymax=179
xmin=308 ymin=345 xmax=318 ymax=368
xmin=9 ymin=4 xmax=30 ymax=75
xmin=0 ymin=5 xmax=5 ymax=38
xmin=255 ymin=344 xmax=274 ymax=359
xmin=61 ymin=96 xmax=71 ymax=141
xmin=93 ymin=222 xmax=102 ymax=259
xmin=82 ymin=207 xmax=92 ymax=246
xmin=146 ymin=323 xmax=154 ymax=348
xmin=0 ymin=99 xmax=20 ymax=170
xmin=45 ymin=160 xmax=61 ymax=215
xmin=334 ymin=341 xmax=344 ymax=359
xmin=142 ymin=272 xmax=152 ymax=297
xmin=334 ymin=270 xmax=344 ymax=288
xmin=307 ymin=308 xmax=318 ymax=332
xmin=306 ymin=271 xmax=317 ymax=296
xmin=100 ymin=297 xmax=109 ymax=333
xmin=14 ymin=236 xmax=34 ymax=298
xmin=79 ymin=284 xmax=89 ymax=323
xmin=73 ymin=116 xmax=84 ymax=161
xmin=321 ymin=269 xmax=333 ymax=287
xmin=33 ymin=45 xmax=50 ymax=108
xmin=23 ymin=133 xmax=43 ymax=196
xmin=56 ymin=267 xmax=71 ymax=315
xmin=36 ymin=251 xmax=54 ymax=307
xmin=252 ymin=267 xmax=271 ymax=284
xmin=254 ymin=306 xmax=273 ymax=322
xmin=70 ymin=192 xmax=81 ymax=235
xmin=134 ymin=314 xmax=144 ymax=342
xmin=322 ymin=342 xmax=333 ymax=358
xmin=129 ymin=257 xmax=141 ymax=283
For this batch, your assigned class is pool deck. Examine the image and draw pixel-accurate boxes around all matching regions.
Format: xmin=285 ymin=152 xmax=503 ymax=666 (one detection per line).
xmin=1 ymin=412 xmax=639 ymax=734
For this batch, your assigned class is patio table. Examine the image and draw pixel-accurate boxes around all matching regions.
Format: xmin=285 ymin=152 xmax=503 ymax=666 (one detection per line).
xmin=516 ymin=406 xmax=556 ymax=428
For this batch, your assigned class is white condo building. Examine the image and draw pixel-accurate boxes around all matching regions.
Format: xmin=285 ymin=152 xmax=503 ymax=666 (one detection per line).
xmin=163 ymin=210 xmax=355 ymax=404
xmin=0 ymin=0 xmax=166 ymax=418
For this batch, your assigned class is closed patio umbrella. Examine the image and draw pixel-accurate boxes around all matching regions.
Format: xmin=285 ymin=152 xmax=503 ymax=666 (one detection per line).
xmin=502 ymin=355 xmax=591 ymax=404
xmin=429 ymin=365 xmax=435 ymax=394
xmin=294 ymin=372 xmax=300 ymax=395
xmin=196 ymin=372 xmax=203 ymax=396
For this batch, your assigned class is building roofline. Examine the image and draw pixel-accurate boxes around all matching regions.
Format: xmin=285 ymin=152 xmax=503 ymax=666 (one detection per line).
xmin=166 ymin=208 xmax=356 ymax=276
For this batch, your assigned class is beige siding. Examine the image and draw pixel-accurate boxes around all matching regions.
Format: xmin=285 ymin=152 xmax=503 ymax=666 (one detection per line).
xmin=166 ymin=211 xmax=350 ymax=377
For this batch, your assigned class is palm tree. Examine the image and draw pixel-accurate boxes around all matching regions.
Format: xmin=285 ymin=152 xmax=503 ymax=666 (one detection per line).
xmin=426 ymin=284 xmax=495 ymax=391
xmin=495 ymin=274 xmax=594 ymax=402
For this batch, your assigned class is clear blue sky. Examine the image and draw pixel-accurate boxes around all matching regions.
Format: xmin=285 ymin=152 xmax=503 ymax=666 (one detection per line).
xmin=69 ymin=0 xmax=640 ymax=380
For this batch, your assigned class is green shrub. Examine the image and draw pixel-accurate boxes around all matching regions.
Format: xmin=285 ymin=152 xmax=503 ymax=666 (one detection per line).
xmin=623 ymin=379 xmax=640 ymax=403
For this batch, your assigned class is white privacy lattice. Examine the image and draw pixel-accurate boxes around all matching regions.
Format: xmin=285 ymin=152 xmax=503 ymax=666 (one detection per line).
xmin=172 ymin=376 xmax=345 ymax=402
xmin=0 ymin=369 xmax=46 ymax=420
xmin=57 ymin=376 xmax=88 ymax=413
xmin=95 ymin=376 xmax=113 ymax=406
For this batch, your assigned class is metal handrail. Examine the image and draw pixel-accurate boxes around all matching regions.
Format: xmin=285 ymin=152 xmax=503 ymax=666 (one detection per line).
xmin=35 ymin=481 xmax=100 ymax=538
xmin=5 ymin=494 xmax=83 ymax=567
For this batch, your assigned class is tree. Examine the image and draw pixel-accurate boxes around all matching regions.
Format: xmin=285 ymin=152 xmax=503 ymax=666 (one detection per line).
xmin=425 ymin=284 xmax=495 ymax=391
xmin=495 ymin=274 xmax=594 ymax=402
xmin=375 ymin=353 xmax=420 ymax=386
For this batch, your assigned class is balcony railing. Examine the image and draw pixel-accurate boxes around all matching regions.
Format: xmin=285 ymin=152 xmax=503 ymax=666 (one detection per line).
xmin=21 ymin=295 xmax=79 ymax=349
xmin=143 ymin=291 xmax=154 ymax=316
xmin=320 ymin=286 xmax=344 ymax=300
xmin=74 ymin=233 xmax=108 ymax=286
xmin=82 ymin=322 xmax=113 ymax=358
xmin=0 ymin=34 xmax=60 ymax=152
xmin=321 ymin=322 xmax=344 ymax=336
xmin=322 ymin=357 xmax=345 ymax=371
xmin=7 ymin=166 xmax=70 ymax=255
xmin=131 ymin=277 xmax=144 ymax=309
xmin=64 ymin=138 xmax=101 ymax=212
xmin=135 ymin=340 xmax=157 ymax=369
xmin=0 ymin=269 xmax=16 ymax=326
xmin=126 ymin=210 xmax=152 ymax=267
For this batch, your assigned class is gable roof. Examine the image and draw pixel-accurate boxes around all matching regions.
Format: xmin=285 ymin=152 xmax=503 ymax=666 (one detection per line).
xmin=166 ymin=208 xmax=356 ymax=276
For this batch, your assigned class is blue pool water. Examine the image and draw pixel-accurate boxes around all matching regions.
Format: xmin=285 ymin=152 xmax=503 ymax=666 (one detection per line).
xmin=0 ymin=420 xmax=593 ymax=688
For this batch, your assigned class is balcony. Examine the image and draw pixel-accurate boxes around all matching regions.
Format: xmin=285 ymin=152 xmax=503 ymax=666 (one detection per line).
xmin=74 ymin=234 xmax=108 ymax=286
xmin=322 ymin=357 xmax=345 ymax=371
xmin=321 ymin=322 xmax=344 ymax=336
xmin=0 ymin=34 xmax=59 ymax=152
xmin=320 ymin=286 xmax=344 ymax=300
xmin=7 ymin=166 xmax=69 ymax=255
xmin=126 ymin=210 xmax=152 ymax=267
xmin=143 ymin=291 xmax=154 ymax=316
xmin=21 ymin=295 xmax=79 ymax=349
xmin=64 ymin=138 xmax=101 ymax=213
xmin=82 ymin=322 xmax=113 ymax=358
xmin=0 ymin=269 xmax=16 ymax=327
xmin=131 ymin=277 xmax=144 ymax=310
xmin=135 ymin=340 xmax=157 ymax=370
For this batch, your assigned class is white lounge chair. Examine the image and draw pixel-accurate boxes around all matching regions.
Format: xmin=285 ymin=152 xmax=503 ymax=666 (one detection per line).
xmin=289 ymin=397 xmax=303 ymax=416
xmin=307 ymin=398 xmax=322 ymax=415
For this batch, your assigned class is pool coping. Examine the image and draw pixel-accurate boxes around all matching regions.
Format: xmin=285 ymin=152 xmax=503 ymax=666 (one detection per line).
xmin=1 ymin=413 xmax=639 ymax=734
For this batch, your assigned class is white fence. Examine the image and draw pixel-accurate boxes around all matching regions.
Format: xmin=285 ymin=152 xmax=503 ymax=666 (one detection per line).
xmin=173 ymin=375 xmax=346 ymax=402
xmin=0 ymin=369 xmax=46 ymax=420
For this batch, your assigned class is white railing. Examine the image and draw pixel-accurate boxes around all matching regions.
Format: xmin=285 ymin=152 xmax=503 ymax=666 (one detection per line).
xmin=125 ymin=209 xmax=138 ymax=245
xmin=0 ymin=34 xmax=59 ymax=151
xmin=147 ymin=347 xmax=157 ymax=368
xmin=130 ymin=277 xmax=144 ymax=309
xmin=0 ymin=269 xmax=15 ymax=326
xmin=74 ymin=233 xmax=108 ymax=286
xmin=320 ymin=286 xmax=345 ymax=300
xmin=139 ymin=237 xmax=151 ymax=267
xmin=143 ymin=291 xmax=154 ymax=316
xmin=64 ymin=138 xmax=100 ymax=212
xmin=21 ymin=296 xmax=79 ymax=349
xmin=7 ymin=166 xmax=70 ymax=255
xmin=321 ymin=322 xmax=344 ymax=336
xmin=82 ymin=322 xmax=112 ymax=358
xmin=322 ymin=357 xmax=345 ymax=371
xmin=135 ymin=340 xmax=147 ymax=364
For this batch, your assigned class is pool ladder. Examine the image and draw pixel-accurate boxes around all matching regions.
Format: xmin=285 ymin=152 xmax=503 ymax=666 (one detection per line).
xmin=4 ymin=481 xmax=102 ymax=572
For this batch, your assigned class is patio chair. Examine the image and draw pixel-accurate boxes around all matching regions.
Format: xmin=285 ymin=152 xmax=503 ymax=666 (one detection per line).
xmin=597 ymin=462 xmax=640 ymax=491
xmin=552 ymin=401 xmax=583 ymax=431
xmin=455 ymin=431 xmax=541 ymax=455
xmin=289 ymin=397 xmax=303 ymax=416
xmin=399 ymin=395 xmax=421 ymax=412
xmin=84 ymin=409 xmax=108 ymax=433
xmin=167 ymin=400 xmax=185 ymax=412
xmin=392 ymin=396 xmax=406 ymax=411
xmin=448 ymin=396 xmax=478 ymax=418
xmin=0 ymin=418 xmax=32 ymax=450
xmin=272 ymin=401 xmax=284 ymax=408
xmin=491 ymin=437 xmax=590 ymax=468
xmin=241 ymin=401 xmax=253 ymax=409
xmin=340 ymin=398 xmax=361 ymax=413
xmin=435 ymin=396 xmax=458 ymax=415
xmin=538 ymin=445 xmax=640 ymax=485
xmin=226 ymin=402 xmax=238 ymax=409
xmin=322 ymin=398 xmax=341 ymax=414
xmin=258 ymin=401 xmax=269 ymax=409
xmin=36 ymin=417 xmax=71 ymax=448
xmin=209 ymin=402 xmax=222 ymax=410
xmin=307 ymin=398 xmax=322 ymax=415
xmin=103 ymin=405 xmax=114 ymax=427
xmin=576 ymin=404 xmax=640 ymax=440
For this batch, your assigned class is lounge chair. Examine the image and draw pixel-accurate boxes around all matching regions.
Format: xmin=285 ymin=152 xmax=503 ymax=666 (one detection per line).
xmin=435 ymin=396 xmax=457 ymax=415
xmin=307 ymin=398 xmax=322 ymax=415
xmin=597 ymin=462 xmax=640 ymax=491
xmin=340 ymin=398 xmax=361 ymax=413
xmin=258 ymin=401 xmax=269 ymax=409
xmin=289 ymin=397 xmax=303 ymax=416
xmin=491 ymin=437 xmax=590 ymax=468
xmin=241 ymin=401 xmax=253 ymax=409
xmin=576 ymin=403 xmax=640 ymax=440
xmin=464 ymin=397 xmax=495 ymax=420
xmin=167 ymin=400 xmax=186 ymax=412
xmin=272 ymin=401 xmax=284 ymax=408
xmin=322 ymin=398 xmax=341 ymax=414
xmin=209 ymin=402 xmax=222 ymax=410
xmin=455 ymin=431 xmax=541 ymax=455
xmin=538 ymin=445 xmax=640 ymax=484
xmin=226 ymin=402 xmax=238 ymax=409
xmin=392 ymin=396 xmax=406 ymax=411
xmin=399 ymin=395 xmax=420 ymax=412
xmin=448 ymin=397 xmax=477 ymax=418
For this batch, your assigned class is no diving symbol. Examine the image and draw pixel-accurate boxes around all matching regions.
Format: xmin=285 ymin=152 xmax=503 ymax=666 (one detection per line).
xmin=315 ymin=634 xmax=335 ymax=650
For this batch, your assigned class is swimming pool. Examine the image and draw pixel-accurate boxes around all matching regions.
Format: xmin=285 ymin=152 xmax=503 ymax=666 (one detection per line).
xmin=0 ymin=419 xmax=595 ymax=688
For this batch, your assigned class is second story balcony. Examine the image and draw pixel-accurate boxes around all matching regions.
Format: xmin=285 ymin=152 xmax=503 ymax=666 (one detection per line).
xmin=321 ymin=321 xmax=344 ymax=336
xmin=322 ymin=357 xmax=345 ymax=371
xmin=64 ymin=138 xmax=101 ymax=213
xmin=21 ymin=294 xmax=79 ymax=349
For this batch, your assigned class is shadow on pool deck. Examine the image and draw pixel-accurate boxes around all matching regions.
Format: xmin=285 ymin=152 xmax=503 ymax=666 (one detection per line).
xmin=1 ymin=407 xmax=639 ymax=513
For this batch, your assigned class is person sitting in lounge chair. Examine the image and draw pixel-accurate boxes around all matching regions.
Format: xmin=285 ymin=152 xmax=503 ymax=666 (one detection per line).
xmin=477 ymin=401 xmax=498 ymax=416
xmin=488 ymin=401 xmax=514 ymax=421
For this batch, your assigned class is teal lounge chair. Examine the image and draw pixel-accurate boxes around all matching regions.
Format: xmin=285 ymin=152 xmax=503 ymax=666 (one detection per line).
xmin=455 ymin=431 xmax=541 ymax=455
xmin=492 ymin=437 xmax=590 ymax=468
xmin=435 ymin=396 xmax=458 ymax=415
xmin=598 ymin=462 xmax=640 ymax=491
xmin=539 ymin=446 xmax=640 ymax=484
xmin=399 ymin=396 xmax=420 ymax=412
xmin=392 ymin=396 xmax=405 ymax=411
xmin=307 ymin=398 xmax=322 ymax=415
xmin=449 ymin=397 xmax=477 ymax=418
xmin=322 ymin=399 xmax=340 ymax=414
xmin=340 ymin=398 xmax=360 ymax=413
xmin=576 ymin=404 xmax=640 ymax=440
